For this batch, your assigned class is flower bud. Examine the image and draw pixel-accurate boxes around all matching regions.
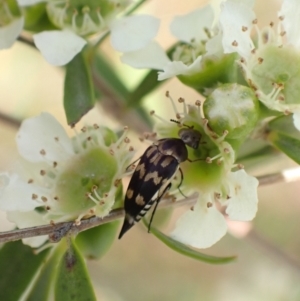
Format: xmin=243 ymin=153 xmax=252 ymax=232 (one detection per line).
xmin=203 ymin=84 xmax=259 ymax=140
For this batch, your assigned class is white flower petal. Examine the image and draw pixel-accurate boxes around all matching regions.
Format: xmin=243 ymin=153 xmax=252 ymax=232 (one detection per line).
xmin=293 ymin=111 xmax=300 ymax=131
xmin=33 ymin=30 xmax=86 ymax=66
xmin=0 ymin=173 xmax=40 ymax=211
xmin=7 ymin=211 xmax=48 ymax=247
xmin=158 ymin=55 xmax=202 ymax=81
xmin=110 ymin=15 xmax=160 ymax=52
xmin=280 ymin=0 xmax=300 ymax=49
xmin=17 ymin=0 xmax=45 ymax=5
xmin=0 ymin=17 xmax=24 ymax=50
xmin=170 ymin=6 xmax=214 ymax=43
xmin=225 ymin=170 xmax=259 ymax=221
xmin=205 ymin=32 xmax=223 ymax=57
xmin=16 ymin=112 xmax=74 ymax=163
xmin=121 ymin=41 xmax=170 ymax=69
xmin=220 ymin=0 xmax=256 ymax=58
xmin=171 ymin=200 xmax=227 ymax=249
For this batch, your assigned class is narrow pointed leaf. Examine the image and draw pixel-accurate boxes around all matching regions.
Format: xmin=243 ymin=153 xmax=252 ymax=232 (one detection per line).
xmin=64 ymin=52 xmax=95 ymax=126
xmin=268 ymin=115 xmax=300 ymax=164
xmin=54 ymin=240 xmax=96 ymax=301
xmin=146 ymin=222 xmax=236 ymax=264
xmin=0 ymin=241 xmax=49 ymax=301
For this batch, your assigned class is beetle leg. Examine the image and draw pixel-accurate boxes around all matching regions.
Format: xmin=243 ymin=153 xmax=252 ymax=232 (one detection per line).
xmin=147 ymin=183 xmax=172 ymax=233
xmin=187 ymin=157 xmax=203 ymax=163
xmin=125 ymin=157 xmax=141 ymax=171
xmin=177 ymin=167 xmax=187 ymax=198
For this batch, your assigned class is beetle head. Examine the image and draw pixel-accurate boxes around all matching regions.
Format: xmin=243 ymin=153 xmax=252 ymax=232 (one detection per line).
xmin=178 ymin=128 xmax=202 ymax=149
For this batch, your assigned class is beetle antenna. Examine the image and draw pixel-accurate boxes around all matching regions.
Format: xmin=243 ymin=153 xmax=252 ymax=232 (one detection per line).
xmin=170 ymin=119 xmax=194 ymax=129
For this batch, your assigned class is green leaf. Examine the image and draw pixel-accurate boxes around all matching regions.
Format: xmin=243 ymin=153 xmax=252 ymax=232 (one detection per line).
xmin=54 ymin=240 xmax=96 ymax=301
xmin=147 ymin=223 xmax=236 ymax=264
xmin=75 ymin=221 xmax=120 ymax=260
xmin=23 ymin=3 xmax=57 ymax=31
xmin=268 ymin=115 xmax=300 ymax=164
xmin=0 ymin=241 xmax=49 ymax=301
xmin=26 ymin=246 xmax=62 ymax=301
xmin=64 ymin=52 xmax=95 ymax=126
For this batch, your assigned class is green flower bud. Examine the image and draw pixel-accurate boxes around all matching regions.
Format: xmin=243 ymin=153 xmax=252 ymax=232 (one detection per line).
xmin=203 ymin=84 xmax=259 ymax=140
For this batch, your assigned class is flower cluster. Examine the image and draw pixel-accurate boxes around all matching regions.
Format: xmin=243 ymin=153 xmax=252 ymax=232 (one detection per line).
xmin=121 ymin=0 xmax=300 ymax=133
xmin=0 ymin=113 xmax=134 ymax=247
xmin=1 ymin=0 xmax=161 ymax=66
xmin=150 ymin=90 xmax=259 ymax=248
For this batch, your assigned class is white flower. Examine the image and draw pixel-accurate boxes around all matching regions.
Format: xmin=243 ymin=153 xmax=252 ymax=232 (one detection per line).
xmin=219 ymin=0 xmax=255 ymax=58
xmin=110 ymin=15 xmax=160 ymax=52
xmin=122 ymin=5 xmax=219 ymax=79
xmin=0 ymin=113 xmax=134 ymax=247
xmin=17 ymin=0 xmax=159 ymax=66
xmin=158 ymin=56 xmax=203 ymax=81
xmin=120 ymin=41 xmax=169 ymax=70
xmin=33 ymin=30 xmax=86 ymax=66
xmin=171 ymin=197 xmax=228 ymax=249
xmin=154 ymin=95 xmax=259 ymax=249
xmin=219 ymin=0 xmax=300 ymax=130
xmin=171 ymin=170 xmax=258 ymax=249
xmin=224 ymin=169 xmax=259 ymax=221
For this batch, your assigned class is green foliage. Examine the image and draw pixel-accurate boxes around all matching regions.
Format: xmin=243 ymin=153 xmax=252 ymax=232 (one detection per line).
xmin=23 ymin=3 xmax=57 ymax=31
xmin=54 ymin=240 xmax=96 ymax=301
xmin=64 ymin=52 xmax=95 ymax=126
xmin=268 ymin=115 xmax=300 ymax=164
xmin=26 ymin=246 xmax=63 ymax=301
xmin=0 ymin=241 xmax=49 ymax=301
xmin=145 ymin=221 xmax=236 ymax=264
xmin=76 ymin=221 xmax=120 ymax=260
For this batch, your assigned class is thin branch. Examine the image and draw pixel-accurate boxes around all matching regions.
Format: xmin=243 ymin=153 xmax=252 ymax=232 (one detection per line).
xmin=0 ymin=193 xmax=199 ymax=244
xmin=0 ymin=111 xmax=21 ymax=128
xmin=0 ymin=166 xmax=300 ymax=245
xmin=17 ymin=35 xmax=35 ymax=48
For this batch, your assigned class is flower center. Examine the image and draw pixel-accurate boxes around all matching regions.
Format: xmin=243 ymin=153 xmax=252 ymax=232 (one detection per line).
xmin=47 ymin=0 xmax=130 ymax=36
xmin=53 ymin=147 xmax=118 ymax=216
xmin=249 ymin=44 xmax=300 ymax=105
xmin=172 ymin=40 xmax=206 ymax=65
